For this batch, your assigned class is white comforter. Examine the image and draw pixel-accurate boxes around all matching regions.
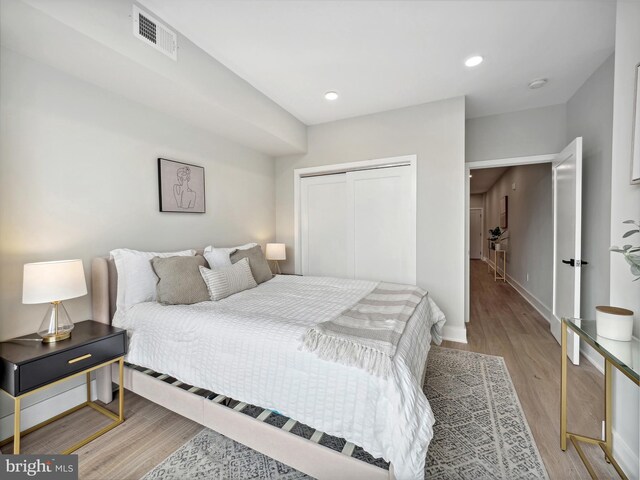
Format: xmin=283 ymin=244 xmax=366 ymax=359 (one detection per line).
xmin=113 ymin=275 xmax=446 ymax=479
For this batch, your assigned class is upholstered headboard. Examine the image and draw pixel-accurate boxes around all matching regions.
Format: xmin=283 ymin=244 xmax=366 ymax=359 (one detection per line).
xmin=91 ymin=249 xmax=207 ymax=325
xmin=91 ymin=257 xmax=118 ymax=325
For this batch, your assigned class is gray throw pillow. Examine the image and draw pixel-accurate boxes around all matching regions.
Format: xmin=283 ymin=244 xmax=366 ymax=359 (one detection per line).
xmin=151 ymin=255 xmax=210 ymax=305
xmin=230 ymin=245 xmax=273 ymax=284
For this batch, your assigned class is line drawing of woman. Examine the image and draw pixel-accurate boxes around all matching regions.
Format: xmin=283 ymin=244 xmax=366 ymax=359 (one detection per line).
xmin=173 ymin=166 xmax=197 ymax=209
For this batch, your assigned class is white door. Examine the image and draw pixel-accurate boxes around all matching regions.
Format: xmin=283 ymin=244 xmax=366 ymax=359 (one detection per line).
xmin=347 ymin=166 xmax=416 ymax=284
xmin=300 ymin=174 xmax=349 ymax=277
xmin=469 ymin=209 xmax=483 ymax=260
xmin=552 ymin=137 xmax=583 ymax=365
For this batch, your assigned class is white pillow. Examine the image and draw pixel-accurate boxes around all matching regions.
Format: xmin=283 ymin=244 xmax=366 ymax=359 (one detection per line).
xmin=199 ymin=258 xmax=257 ymax=301
xmin=203 ymin=243 xmax=257 ymax=269
xmin=111 ymin=248 xmax=195 ymax=312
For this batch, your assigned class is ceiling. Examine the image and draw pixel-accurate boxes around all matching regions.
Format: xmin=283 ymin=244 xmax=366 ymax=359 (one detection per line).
xmin=140 ymin=0 xmax=615 ymax=125
xmin=470 ymin=167 xmax=509 ymax=194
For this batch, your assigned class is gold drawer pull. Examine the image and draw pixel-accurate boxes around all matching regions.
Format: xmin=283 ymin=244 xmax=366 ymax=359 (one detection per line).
xmin=68 ymin=353 xmax=92 ymax=364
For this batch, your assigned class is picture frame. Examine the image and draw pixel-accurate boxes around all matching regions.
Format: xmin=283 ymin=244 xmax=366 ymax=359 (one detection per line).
xmin=500 ymin=195 xmax=508 ymax=229
xmin=631 ymin=62 xmax=640 ymax=184
xmin=158 ymin=158 xmax=206 ymax=213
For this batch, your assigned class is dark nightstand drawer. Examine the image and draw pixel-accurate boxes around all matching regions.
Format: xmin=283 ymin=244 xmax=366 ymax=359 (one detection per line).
xmin=19 ymin=333 xmax=126 ymax=394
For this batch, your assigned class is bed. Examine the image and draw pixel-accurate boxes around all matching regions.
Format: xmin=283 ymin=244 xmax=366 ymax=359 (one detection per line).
xmin=91 ymin=255 xmax=446 ymax=480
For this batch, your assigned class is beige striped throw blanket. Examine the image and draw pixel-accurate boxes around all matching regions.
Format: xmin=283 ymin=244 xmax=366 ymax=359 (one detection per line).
xmin=302 ymin=282 xmax=428 ymax=377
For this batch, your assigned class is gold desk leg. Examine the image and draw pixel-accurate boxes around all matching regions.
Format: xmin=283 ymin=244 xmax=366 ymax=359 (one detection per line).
xmin=86 ymin=371 xmax=91 ymax=401
xmin=560 ymin=320 xmax=568 ymax=451
xmin=14 ymin=396 xmax=20 ymax=454
xmin=605 ymin=359 xmax=612 ymax=463
xmin=118 ymin=357 xmax=124 ymax=421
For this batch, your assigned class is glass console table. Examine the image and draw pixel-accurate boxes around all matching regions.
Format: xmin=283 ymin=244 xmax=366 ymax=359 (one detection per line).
xmin=561 ymin=318 xmax=639 ymax=479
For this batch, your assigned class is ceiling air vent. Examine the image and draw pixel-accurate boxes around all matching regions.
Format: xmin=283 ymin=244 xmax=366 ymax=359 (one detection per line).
xmin=132 ymin=5 xmax=177 ymax=61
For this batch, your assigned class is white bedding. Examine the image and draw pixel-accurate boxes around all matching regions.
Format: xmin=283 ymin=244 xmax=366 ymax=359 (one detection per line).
xmin=114 ymin=275 xmax=446 ymax=480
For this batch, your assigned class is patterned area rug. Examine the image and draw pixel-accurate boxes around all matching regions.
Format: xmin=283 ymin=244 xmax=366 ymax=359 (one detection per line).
xmin=142 ymin=347 xmax=548 ymax=480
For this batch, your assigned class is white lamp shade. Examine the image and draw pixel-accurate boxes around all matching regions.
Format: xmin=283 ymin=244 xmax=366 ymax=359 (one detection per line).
xmin=265 ymin=243 xmax=286 ymax=261
xmin=23 ymin=259 xmax=87 ymax=304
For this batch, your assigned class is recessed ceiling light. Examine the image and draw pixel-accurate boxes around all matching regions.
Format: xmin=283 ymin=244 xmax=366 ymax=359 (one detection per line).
xmin=465 ymin=56 xmax=483 ymax=68
xmin=528 ymin=78 xmax=548 ymax=89
xmin=324 ymin=91 xmax=339 ymax=101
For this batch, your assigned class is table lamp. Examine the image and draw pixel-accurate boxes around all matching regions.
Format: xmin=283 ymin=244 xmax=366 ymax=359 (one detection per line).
xmin=265 ymin=243 xmax=286 ymax=274
xmin=23 ymin=259 xmax=87 ymax=343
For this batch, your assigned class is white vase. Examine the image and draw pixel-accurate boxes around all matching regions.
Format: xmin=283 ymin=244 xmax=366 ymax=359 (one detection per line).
xmin=494 ymin=243 xmax=501 ymax=251
xmin=596 ymin=306 xmax=634 ymax=341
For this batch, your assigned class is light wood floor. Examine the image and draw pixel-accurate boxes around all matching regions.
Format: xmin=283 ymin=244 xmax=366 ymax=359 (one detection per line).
xmin=442 ymin=259 xmax=614 ymax=479
xmin=2 ymin=260 xmax=616 ymax=479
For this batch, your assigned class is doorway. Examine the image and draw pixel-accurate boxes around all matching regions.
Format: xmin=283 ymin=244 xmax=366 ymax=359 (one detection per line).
xmin=465 ymin=140 xmax=584 ymax=365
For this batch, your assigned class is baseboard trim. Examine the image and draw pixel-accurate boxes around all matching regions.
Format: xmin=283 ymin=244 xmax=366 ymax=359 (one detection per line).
xmin=613 ymin=428 xmax=640 ymax=480
xmin=504 ymin=273 xmax=553 ymax=325
xmin=441 ymin=325 xmax=467 ymax=344
xmin=0 ymin=379 xmax=96 ymax=443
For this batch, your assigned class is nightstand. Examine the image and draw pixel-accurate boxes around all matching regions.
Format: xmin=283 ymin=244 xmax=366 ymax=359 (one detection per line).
xmin=0 ymin=320 xmax=127 ymax=454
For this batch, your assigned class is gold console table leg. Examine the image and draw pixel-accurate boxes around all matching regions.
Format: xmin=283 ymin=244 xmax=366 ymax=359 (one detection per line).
xmin=560 ymin=319 xmax=631 ymax=479
xmin=605 ymin=359 xmax=612 ymax=463
xmin=560 ymin=321 xmax=567 ymax=451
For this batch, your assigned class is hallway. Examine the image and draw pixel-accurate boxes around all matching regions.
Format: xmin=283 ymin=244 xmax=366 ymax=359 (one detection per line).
xmin=443 ymin=260 xmax=614 ymax=478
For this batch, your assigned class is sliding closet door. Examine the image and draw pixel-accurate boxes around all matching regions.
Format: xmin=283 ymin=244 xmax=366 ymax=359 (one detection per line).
xmin=300 ymin=174 xmax=349 ymax=277
xmin=347 ymin=166 xmax=416 ymax=284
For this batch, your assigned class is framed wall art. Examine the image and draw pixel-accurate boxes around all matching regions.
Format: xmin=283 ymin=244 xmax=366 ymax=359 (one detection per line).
xmin=158 ymin=158 xmax=206 ymax=213
xmin=500 ymin=195 xmax=508 ymax=229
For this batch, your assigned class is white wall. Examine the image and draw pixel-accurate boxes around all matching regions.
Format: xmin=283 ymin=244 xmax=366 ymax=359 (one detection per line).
xmin=609 ymin=2 xmax=640 ymax=477
xmin=566 ymin=55 xmax=615 ymax=342
xmin=466 ymin=104 xmax=567 ymax=162
xmin=483 ymin=165 xmax=553 ymax=308
xmin=275 ymin=97 xmax=467 ymax=342
xmin=0 ymin=47 xmax=276 ymax=341
xmin=469 ymin=194 xmax=484 ymax=208
xmin=1 ymin=0 xmax=306 ymax=156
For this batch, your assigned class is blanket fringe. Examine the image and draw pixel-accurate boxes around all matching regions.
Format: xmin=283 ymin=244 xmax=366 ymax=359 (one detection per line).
xmin=302 ymin=329 xmax=392 ymax=378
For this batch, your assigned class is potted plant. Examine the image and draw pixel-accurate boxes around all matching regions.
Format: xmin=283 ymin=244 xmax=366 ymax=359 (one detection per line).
xmin=489 ymin=226 xmax=505 ymax=250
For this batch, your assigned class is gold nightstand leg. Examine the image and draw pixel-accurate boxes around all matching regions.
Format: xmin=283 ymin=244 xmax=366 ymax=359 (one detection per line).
xmin=118 ymin=357 xmax=124 ymax=421
xmin=0 ymin=356 xmax=125 ymax=456
xmin=14 ymin=397 xmax=20 ymax=454
xmin=560 ymin=321 xmax=568 ymax=451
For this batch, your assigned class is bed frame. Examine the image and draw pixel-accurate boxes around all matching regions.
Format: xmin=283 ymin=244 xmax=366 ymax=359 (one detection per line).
xmin=91 ymin=256 xmax=395 ymax=480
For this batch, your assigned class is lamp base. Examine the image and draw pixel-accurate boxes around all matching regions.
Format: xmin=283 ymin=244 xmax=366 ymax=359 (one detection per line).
xmin=41 ymin=331 xmax=72 ymax=343
xmin=38 ymin=301 xmax=75 ymax=344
